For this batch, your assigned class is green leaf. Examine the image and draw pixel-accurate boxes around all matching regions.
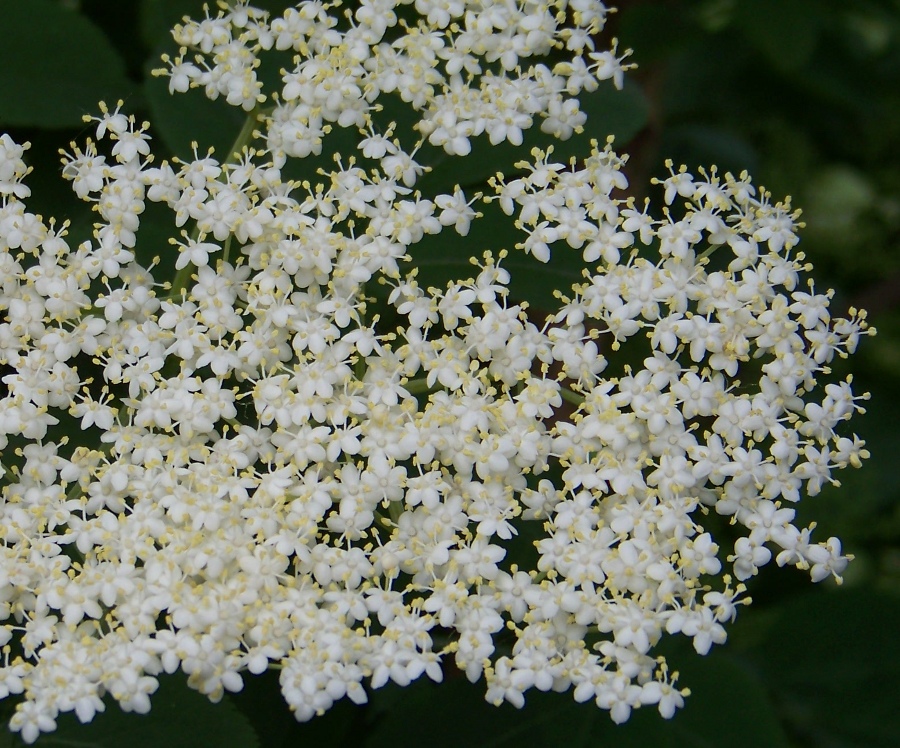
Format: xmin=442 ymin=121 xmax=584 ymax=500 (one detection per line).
xmin=35 ymin=674 xmax=259 ymax=748
xmin=664 ymin=652 xmax=792 ymax=748
xmin=577 ymin=80 xmax=651 ymax=150
xmin=749 ymin=587 xmax=900 ymax=748
xmin=230 ymin=669 xmax=357 ymax=748
xmin=618 ymin=3 xmax=703 ymax=65
xmin=365 ymin=676 xmax=560 ymax=748
xmin=405 ymin=200 xmax=587 ymax=311
xmin=143 ymin=64 xmax=248 ymax=160
xmin=735 ymin=0 xmax=824 ymax=71
xmin=538 ymin=649 xmax=791 ymax=748
xmin=662 ymin=125 xmax=760 ymax=176
xmin=365 ymin=647 xmax=790 ymax=748
xmin=0 ymin=0 xmax=134 ymax=128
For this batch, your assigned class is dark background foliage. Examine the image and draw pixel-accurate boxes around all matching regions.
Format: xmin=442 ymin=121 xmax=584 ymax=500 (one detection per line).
xmin=0 ymin=0 xmax=898 ymax=746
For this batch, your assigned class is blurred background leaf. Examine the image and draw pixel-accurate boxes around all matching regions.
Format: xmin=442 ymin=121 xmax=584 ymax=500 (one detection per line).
xmin=0 ymin=0 xmax=135 ymax=128
xmin=24 ymin=675 xmax=259 ymax=748
xmin=740 ymin=588 xmax=900 ymax=748
xmin=362 ymin=648 xmax=792 ymax=748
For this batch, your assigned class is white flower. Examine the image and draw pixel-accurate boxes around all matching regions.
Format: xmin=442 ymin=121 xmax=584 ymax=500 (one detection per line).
xmin=172 ymin=235 xmax=221 ymax=269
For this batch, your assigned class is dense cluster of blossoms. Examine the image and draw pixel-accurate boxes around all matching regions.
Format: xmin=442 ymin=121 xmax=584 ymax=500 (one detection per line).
xmin=0 ymin=0 xmax=873 ymax=742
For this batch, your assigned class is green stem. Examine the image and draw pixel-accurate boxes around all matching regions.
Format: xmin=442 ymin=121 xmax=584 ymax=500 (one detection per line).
xmin=222 ymin=233 xmax=234 ymax=265
xmin=227 ymin=108 xmax=264 ymax=163
xmin=169 ymin=107 xmax=263 ymax=296
xmin=354 ymin=283 xmax=368 ymax=381
xmin=696 ymin=244 xmax=719 ymax=263
xmin=560 ymin=387 xmax=585 ymax=407
xmin=403 ymin=377 xmax=437 ymax=395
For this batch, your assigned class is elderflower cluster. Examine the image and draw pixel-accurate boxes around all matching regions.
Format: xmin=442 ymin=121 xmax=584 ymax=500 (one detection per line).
xmin=0 ymin=0 xmax=872 ymax=742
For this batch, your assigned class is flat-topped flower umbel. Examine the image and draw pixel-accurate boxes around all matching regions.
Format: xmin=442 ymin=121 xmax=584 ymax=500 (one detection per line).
xmin=0 ymin=0 xmax=872 ymax=741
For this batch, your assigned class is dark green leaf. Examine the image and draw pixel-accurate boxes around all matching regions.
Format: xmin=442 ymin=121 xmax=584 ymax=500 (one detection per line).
xmin=618 ymin=3 xmax=703 ymax=65
xmin=406 ymin=200 xmax=588 ymax=311
xmin=578 ymin=80 xmax=651 ymax=149
xmin=0 ymin=0 xmax=134 ymax=128
xmin=230 ymin=669 xmax=357 ymax=748
xmin=665 ymin=652 xmax=792 ymax=748
xmin=735 ymin=0 xmax=823 ymax=71
xmin=749 ymin=587 xmax=900 ymax=748
xmin=661 ymin=125 xmax=759 ymax=176
xmin=36 ymin=674 xmax=259 ymax=748
xmin=143 ymin=61 xmax=248 ymax=160
xmin=366 ymin=675 xmax=558 ymax=748
xmin=366 ymin=646 xmax=790 ymax=748
xmin=538 ymin=648 xmax=791 ymax=748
